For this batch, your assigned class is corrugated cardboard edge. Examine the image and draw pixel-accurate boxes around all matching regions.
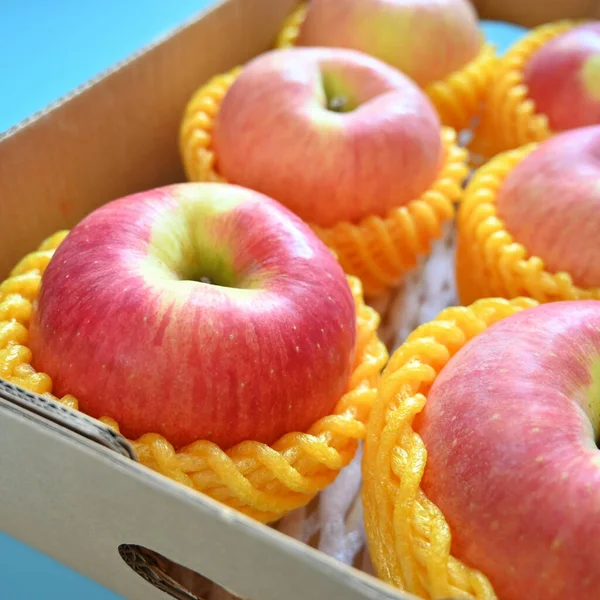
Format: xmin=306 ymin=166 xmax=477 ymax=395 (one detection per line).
xmin=0 ymin=0 xmax=228 ymax=142
xmin=0 ymin=379 xmax=136 ymax=460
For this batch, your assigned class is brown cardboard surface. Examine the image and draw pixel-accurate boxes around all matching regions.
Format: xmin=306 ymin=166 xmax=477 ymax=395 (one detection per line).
xmin=0 ymin=392 xmax=419 ymax=600
xmin=2 ymin=0 xmax=600 ymax=598
xmin=471 ymin=0 xmax=600 ymax=26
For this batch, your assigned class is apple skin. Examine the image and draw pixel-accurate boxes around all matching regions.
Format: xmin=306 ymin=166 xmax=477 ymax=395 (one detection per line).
xmin=495 ymin=126 xmax=600 ymax=289
xmin=295 ymin=0 xmax=482 ymax=88
xmin=417 ymin=300 xmax=600 ymax=600
xmin=28 ymin=182 xmax=357 ymax=450
xmin=524 ymin=23 xmax=600 ymax=131
xmin=212 ymin=47 xmax=443 ymax=228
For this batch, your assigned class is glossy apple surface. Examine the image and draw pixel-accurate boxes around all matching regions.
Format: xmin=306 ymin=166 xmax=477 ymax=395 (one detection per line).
xmin=524 ymin=23 xmax=600 ymax=131
xmin=295 ymin=0 xmax=482 ymax=87
xmin=495 ymin=126 xmax=600 ymax=288
xmin=29 ymin=183 xmax=357 ymax=449
xmin=212 ymin=47 xmax=443 ymax=228
xmin=418 ymin=300 xmax=600 ymax=600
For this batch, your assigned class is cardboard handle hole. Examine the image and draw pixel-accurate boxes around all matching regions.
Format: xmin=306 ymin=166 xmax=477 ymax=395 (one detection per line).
xmin=118 ymin=543 xmax=237 ymax=600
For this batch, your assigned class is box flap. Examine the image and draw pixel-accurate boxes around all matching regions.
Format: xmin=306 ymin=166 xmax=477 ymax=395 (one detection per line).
xmin=0 ymin=0 xmax=297 ymax=277
xmin=0 ymin=397 xmax=421 ymax=600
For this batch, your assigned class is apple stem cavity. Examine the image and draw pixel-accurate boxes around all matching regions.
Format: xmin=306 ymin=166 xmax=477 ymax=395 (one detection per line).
xmin=165 ymin=236 xmax=238 ymax=289
xmin=177 ymin=266 xmax=233 ymax=288
xmin=585 ymin=357 xmax=600 ymax=446
xmin=320 ymin=70 xmax=356 ymax=113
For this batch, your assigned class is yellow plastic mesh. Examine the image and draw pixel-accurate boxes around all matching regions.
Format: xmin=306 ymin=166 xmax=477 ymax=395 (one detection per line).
xmin=274 ymin=1 xmax=308 ymax=49
xmin=274 ymin=2 xmax=499 ymax=132
xmin=362 ymin=296 xmax=538 ymax=600
xmin=456 ymin=143 xmax=600 ymax=306
xmin=179 ymin=70 xmax=469 ymax=298
xmin=469 ymin=21 xmax=577 ymax=160
xmin=0 ymin=231 xmax=388 ymax=524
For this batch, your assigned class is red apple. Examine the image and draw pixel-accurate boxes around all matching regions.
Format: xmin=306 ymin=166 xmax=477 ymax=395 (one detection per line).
xmin=495 ymin=125 xmax=600 ymax=289
xmin=212 ymin=47 xmax=443 ymax=228
xmin=524 ymin=23 xmax=600 ymax=131
xmin=28 ymin=182 xmax=357 ymax=450
xmin=418 ymin=300 xmax=600 ymax=600
xmin=295 ymin=0 xmax=482 ymax=88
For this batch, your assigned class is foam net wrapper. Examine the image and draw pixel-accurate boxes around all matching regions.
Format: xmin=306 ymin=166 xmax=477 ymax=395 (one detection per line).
xmin=456 ymin=143 xmax=600 ymax=306
xmin=275 ymin=2 xmax=499 ymax=134
xmin=363 ymin=295 xmax=538 ymax=600
xmin=469 ymin=20 xmax=576 ymax=160
xmin=179 ymin=68 xmax=470 ymax=299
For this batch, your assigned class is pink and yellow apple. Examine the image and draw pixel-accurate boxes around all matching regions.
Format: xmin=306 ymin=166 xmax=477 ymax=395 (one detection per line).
xmin=418 ymin=300 xmax=600 ymax=600
xmin=28 ymin=182 xmax=357 ymax=450
xmin=495 ymin=125 xmax=600 ymax=288
xmin=212 ymin=47 xmax=444 ymax=228
xmin=524 ymin=23 xmax=600 ymax=131
xmin=295 ymin=0 xmax=483 ymax=87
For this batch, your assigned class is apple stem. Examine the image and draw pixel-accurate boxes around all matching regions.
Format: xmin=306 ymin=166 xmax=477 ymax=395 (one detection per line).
xmin=328 ymin=96 xmax=347 ymax=112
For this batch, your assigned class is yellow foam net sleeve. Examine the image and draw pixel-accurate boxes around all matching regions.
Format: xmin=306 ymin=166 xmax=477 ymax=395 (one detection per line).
xmin=0 ymin=231 xmax=388 ymax=524
xmin=455 ymin=143 xmax=600 ymax=306
xmin=179 ymin=68 xmax=469 ymax=298
xmin=469 ymin=20 xmax=577 ymax=160
xmin=275 ymin=2 xmax=499 ymax=133
xmin=362 ymin=296 xmax=538 ymax=600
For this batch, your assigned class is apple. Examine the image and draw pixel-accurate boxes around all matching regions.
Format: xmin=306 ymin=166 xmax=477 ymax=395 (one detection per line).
xmin=524 ymin=22 xmax=600 ymax=131
xmin=212 ymin=47 xmax=444 ymax=228
xmin=495 ymin=125 xmax=600 ymax=289
xmin=418 ymin=300 xmax=600 ymax=600
xmin=294 ymin=0 xmax=483 ymax=88
xmin=28 ymin=182 xmax=358 ymax=450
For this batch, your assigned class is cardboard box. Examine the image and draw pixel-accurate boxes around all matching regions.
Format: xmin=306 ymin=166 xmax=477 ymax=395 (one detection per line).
xmin=0 ymin=0 xmax=597 ymax=599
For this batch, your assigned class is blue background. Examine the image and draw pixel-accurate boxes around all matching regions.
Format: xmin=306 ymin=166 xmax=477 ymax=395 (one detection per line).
xmin=0 ymin=3 xmax=527 ymax=598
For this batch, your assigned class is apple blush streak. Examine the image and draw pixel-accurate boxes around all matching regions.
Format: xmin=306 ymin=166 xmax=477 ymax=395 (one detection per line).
xmin=212 ymin=47 xmax=444 ymax=227
xmin=496 ymin=126 xmax=600 ymax=290
xmin=28 ymin=183 xmax=357 ymax=451
xmin=418 ymin=301 xmax=600 ymax=600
